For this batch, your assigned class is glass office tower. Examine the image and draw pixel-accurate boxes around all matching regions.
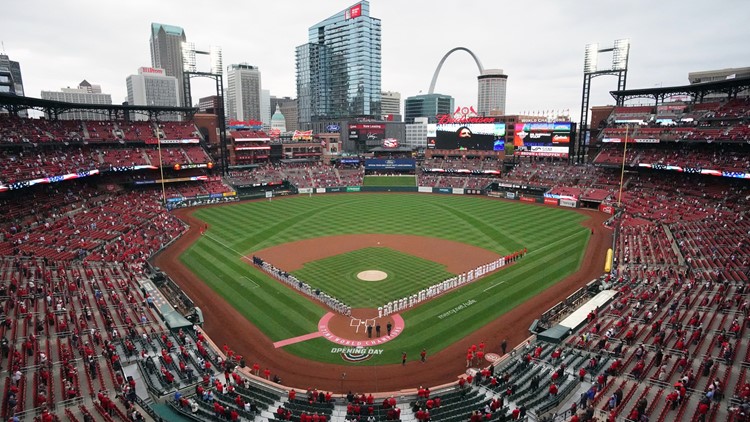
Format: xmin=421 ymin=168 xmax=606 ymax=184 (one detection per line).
xmin=296 ymin=1 xmax=381 ymax=126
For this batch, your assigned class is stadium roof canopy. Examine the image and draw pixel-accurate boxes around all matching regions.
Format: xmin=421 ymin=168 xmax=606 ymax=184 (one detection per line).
xmin=0 ymin=92 xmax=198 ymax=120
xmin=610 ymin=76 xmax=750 ymax=104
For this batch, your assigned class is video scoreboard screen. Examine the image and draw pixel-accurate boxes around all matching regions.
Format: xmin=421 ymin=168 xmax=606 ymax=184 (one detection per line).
xmin=434 ymin=122 xmax=506 ymax=151
xmin=513 ymin=122 xmax=573 ymax=158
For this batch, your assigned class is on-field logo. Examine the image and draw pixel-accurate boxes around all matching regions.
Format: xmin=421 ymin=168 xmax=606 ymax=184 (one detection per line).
xmin=341 ymin=352 xmax=373 ymax=363
xmin=332 ymin=347 xmax=383 ymax=363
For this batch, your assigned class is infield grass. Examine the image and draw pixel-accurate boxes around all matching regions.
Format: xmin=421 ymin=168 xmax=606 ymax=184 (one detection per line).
xmin=293 ymin=247 xmax=455 ymax=308
xmin=180 ymin=193 xmax=591 ymax=365
xmin=363 ymin=175 xmax=416 ymax=186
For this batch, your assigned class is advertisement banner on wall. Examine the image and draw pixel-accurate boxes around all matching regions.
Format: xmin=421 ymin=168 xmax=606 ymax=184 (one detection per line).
xmin=560 ymin=199 xmax=577 ymax=208
xmin=315 ymin=188 xmax=326 ymax=194
xmin=505 ymin=192 xmax=516 ymax=199
xmin=418 ymin=186 xmax=432 ymax=193
xmin=298 ymin=188 xmax=313 ymax=194
xmin=346 ymin=186 xmax=361 ymax=192
xmin=598 ymin=204 xmax=615 ymax=214
xmin=452 ymin=188 xmax=464 ymax=195
xmin=544 ymin=197 xmax=558 ymax=205
xmin=364 ymin=159 xmax=415 ymax=170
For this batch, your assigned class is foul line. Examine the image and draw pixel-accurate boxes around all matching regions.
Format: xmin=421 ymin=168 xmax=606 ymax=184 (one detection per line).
xmin=242 ymin=276 xmax=260 ymax=289
xmin=203 ymin=233 xmax=253 ymax=262
xmin=483 ymin=280 xmax=507 ymax=292
xmin=273 ymin=331 xmax=323 ymax=348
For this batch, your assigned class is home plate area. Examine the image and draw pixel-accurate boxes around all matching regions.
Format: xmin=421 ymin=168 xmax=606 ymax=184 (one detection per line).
xmin=350 ymin=316 xmax=377 ymax=333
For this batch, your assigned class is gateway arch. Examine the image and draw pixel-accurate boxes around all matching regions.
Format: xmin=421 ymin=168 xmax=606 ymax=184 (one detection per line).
xmin=428 ymin=47 xmax=484 ymax=94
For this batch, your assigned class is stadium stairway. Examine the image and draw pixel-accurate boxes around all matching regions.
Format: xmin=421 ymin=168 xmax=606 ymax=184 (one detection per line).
xmin=661 ymin=224 xmax=686 ymax=266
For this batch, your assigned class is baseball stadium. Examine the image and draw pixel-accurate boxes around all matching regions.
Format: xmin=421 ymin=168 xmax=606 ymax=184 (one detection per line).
xmin=2 ymin=21 xmax=750 ymax=422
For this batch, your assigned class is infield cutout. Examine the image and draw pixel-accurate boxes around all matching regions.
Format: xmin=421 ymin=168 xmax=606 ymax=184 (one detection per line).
xmin=357 ymin=270 xmax=388 ymax=281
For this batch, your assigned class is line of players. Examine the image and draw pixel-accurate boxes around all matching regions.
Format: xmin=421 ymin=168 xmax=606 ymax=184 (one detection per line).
xmin=378 ymin=249 xmax=527 ymax=318
xmin=251 ymin=256 xmax=353 ymax=316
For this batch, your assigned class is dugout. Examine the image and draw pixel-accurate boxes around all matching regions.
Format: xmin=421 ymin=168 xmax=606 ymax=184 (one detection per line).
xmin=536 ymin=324 xmax=571 ymax=344
xmin=162 ymin=308 xmax=194 ymax=331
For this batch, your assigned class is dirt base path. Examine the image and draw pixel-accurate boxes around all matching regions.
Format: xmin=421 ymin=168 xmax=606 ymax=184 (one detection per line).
xmin=256 ymin=233 xmax=502 ymax=274
xmin=155 ymin=198 xmax=611 ymax=393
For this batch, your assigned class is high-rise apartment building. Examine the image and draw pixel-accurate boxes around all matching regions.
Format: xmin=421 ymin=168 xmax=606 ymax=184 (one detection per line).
xmin=477 ymin=69 xmax=507 ymax=116
xmin=150 ymin=23 xmax=186 ymax=106
xmin=296 ymin=1 xmax=381 ymax=127
xmin=126 ymin=67 xmax=180 ymax=120
xmin=226 ymin=64 xmax=262 ymax=122
xmin=41 ymin=80 xmax=112 ymax=120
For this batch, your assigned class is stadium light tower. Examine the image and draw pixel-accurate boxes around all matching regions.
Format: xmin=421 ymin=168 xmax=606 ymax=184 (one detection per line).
xmin=576 ymin=39 xmax=630 ymax=163
xmin=182 ymin=42 xmax=228 ymax=175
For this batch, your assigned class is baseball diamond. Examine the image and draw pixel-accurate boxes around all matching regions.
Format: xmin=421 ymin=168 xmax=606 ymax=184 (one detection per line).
xmin=157 ymin=192 xmax=610 ymax=392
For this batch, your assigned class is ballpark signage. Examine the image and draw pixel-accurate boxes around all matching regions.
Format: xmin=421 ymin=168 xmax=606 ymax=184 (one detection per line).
xmin=292 ymin=130 xmax=314 ymax=141
xmin=332 ymin=348 xmax=384 ymax=354
xmin=364 ymin=159 xmax=415 ymax=170
xmin=436 ymin=106 xmax=495 ymax=124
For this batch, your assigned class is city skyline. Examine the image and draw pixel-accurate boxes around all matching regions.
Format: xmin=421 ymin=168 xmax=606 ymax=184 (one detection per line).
xmin=1 ymin=0 xmax=748 ymax=121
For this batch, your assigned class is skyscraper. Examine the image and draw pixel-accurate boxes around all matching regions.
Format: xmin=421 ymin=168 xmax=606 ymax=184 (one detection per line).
xmin=226 ymin=64 xmax=262 ymax=123
xmin=150 ymin=23 xmax=186 ymax=106
xmin=477 ymin=69 xmax=508 ymax=116
xmin=296 ymin=1 xmax=381 ymax=127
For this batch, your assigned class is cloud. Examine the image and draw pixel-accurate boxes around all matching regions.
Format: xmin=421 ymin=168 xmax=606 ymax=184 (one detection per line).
xmin=1 ymin=0 xmax=748 ymax=120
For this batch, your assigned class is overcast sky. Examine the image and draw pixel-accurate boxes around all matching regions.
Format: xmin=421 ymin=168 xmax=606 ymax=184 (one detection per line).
xmin=2 ymin=0 xmax=748 ymax=121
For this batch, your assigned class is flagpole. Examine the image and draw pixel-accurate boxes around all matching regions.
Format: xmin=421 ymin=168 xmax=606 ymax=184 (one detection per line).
xmin=617 ymin=125 xmax=629 ymax=208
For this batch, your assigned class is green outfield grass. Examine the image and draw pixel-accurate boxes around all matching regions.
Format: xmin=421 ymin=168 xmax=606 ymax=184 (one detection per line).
xmin=180 ymin=193 xmax=591 ymax=365
xmin=362 ymin=175 xmax=416 ymax=186
xmin=293 ymin=247 xmax=455 ymax=308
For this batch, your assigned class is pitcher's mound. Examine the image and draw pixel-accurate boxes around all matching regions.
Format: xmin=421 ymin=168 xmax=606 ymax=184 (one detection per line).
xmin=357 ymin=270 xmax=388 ymax=281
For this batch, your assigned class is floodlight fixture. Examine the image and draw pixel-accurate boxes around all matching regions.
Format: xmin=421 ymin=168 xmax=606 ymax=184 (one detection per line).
xmin=182 ymin=42 xmax=196 ymax=72
xmin=584 ymin=43 xmax=599 ymax=73
xmin=612 ymin=39 xmax=630 ymax=71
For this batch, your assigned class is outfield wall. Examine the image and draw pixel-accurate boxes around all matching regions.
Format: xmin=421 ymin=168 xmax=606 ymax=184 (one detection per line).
xmin=298 ymin=186 xmax=485 ymax=195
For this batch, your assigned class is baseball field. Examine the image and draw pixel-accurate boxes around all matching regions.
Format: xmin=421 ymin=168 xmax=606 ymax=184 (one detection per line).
xmin=174 ymin=193 xmax=591 ymax=369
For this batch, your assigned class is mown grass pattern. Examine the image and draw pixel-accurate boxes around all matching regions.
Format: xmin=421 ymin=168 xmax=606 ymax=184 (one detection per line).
xmin=293 ymin=247 xmax=455 ymax=308
xmin=180 ymin=194 xmax=591 ymax=364
xmin=362 ymin=175 xmax=417 ymax=186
